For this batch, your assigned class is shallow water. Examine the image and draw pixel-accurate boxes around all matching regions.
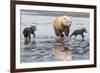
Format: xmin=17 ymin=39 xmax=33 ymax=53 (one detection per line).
xmin=20 ymin=36 xmax=89 ymax=63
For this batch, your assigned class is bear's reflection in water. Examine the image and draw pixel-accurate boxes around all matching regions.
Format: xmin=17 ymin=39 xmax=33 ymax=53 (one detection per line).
xmin=52 ymin=42 xmax=72 ymax=61
xmin=24 ymin=39 xmax=36 ymax=45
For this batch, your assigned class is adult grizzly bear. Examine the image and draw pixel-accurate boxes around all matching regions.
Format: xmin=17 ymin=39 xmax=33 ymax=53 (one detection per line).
xmin=53 ymin=16 xmax=72 ymax=38
xmin=70 ymin=28 xmax=87 ymax=41
xmin=23 ymin=25 xmax=37 ymax=41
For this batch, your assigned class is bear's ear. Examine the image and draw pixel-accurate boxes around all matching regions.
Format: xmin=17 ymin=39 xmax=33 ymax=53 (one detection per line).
xmin=69 ymin=16 xmax=72 ymax=21
xmin=63 ymin=16 xmax=67 ymax=19
xmin=31 ymin=24 xmax=36 ymax=27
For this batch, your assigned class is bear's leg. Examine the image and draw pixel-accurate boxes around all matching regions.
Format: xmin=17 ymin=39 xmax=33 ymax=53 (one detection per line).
xmin=74 ymin=35 xmax=77 ymax=40
xmin=55 ymin=31 xmax=60 ymax=37
xmin=70 ymin=34 xmax=73 ymax=38
xmin=65 ymin=31 xmax=69 ymax=37
xmin=26 ymin=37 xmax=28 ymax=41
xmin=24 ymin=37 xmax=29 ymax=45
xmin=64 ymin=28 xmax=70 ymax=37
xmin=28 ymin=34 xmax=31 ymax=41
xmin=32 ymin=32 xmax=35 ymax=38
xmin=70 ymin=32 xmax=75 ymax=38
xmin=23 ymin=33 xmax=27 ymax=41
xmin=81 ymin=33 xmax=84 ymax=41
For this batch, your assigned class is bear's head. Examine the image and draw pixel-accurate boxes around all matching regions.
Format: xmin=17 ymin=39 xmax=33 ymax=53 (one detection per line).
xmin=61 ymin=16 xmax=72 ymax=28
xmin=31 ymin=25 xmax=37 ymax=31
xmin=82 ymin=28 xmax=87 ymax=33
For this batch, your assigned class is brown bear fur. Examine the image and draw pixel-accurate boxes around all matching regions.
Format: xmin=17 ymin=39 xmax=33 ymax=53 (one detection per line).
xmin=23 ymin=25 xmax=37 ymax=41
xmin=70 ymin=28 xmax=87 ymax=40
xmin=53 ymin=16 xmax=72 ymax=38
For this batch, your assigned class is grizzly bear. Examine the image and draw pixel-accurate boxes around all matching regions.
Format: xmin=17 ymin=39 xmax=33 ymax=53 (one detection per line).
xmin=70 ymin=28 xmax=87 ymax=40
xmin=53 ymin=16 xmax=72 ymax=38
xmin=23 ymin=25 xmax=37 ymax=41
